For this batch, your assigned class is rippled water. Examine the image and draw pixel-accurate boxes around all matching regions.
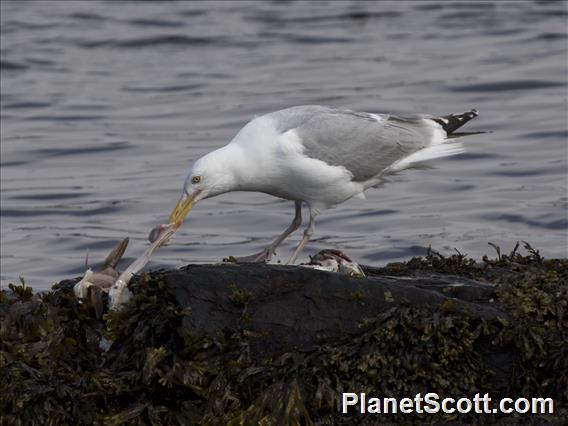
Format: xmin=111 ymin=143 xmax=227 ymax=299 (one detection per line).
xmin=1 ymin=1 xmax=567 ymax=290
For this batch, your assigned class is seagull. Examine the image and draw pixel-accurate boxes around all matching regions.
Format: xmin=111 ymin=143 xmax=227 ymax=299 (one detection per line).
xmin=153 ymin=105 xmax=480 ymax=264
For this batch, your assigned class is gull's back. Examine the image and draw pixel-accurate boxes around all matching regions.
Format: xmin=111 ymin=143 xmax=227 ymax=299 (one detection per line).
xmin=265 ymin=105 xmax=474 ymax=185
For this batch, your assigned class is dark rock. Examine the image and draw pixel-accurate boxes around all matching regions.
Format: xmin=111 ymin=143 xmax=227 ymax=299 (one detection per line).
xmin=168 ymin=264 xmax=502 ymax=354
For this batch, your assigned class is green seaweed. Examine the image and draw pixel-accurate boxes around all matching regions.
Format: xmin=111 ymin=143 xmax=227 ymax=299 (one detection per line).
xmin=1 ymin=243 xmax=566 ymax=424
xmin=228 ymin=283 xmax=253 ymax=307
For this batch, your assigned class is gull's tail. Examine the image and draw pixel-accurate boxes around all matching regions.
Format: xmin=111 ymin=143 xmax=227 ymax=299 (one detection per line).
xmin=432 ymin=109 xmax=486 ymax=138
xmin=384 ymin=109 xmax=483 ymax=174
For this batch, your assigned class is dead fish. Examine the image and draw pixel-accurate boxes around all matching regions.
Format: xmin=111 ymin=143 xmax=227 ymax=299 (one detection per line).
xmin=109 ymin=222 xmax=180 ymax=310
xmin=72 ymin=220 xmax=180 ymax=312
xmin=302 ymin=249 xmax=366 ymax=278
xmin=148 ymin=223 xmax=173 ymax=246
xmin=74 ymin=238 xmax=129 ymax=299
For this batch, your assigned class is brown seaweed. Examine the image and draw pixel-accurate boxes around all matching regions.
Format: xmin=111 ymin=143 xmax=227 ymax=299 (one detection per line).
xmin=1 ymin=243 xmax=566 ymax=424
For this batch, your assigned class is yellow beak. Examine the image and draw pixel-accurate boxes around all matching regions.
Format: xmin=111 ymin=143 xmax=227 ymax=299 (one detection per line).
xmin=168 ymin=191 xmax=200 ymax=226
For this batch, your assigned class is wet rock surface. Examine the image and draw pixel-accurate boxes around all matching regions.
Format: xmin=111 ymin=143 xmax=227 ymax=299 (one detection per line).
xmin=168 ymin=263 xmax=501 ymax=355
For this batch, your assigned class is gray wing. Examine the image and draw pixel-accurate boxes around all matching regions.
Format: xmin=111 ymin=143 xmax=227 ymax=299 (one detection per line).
xmin=270 ymin=106 xmax=438 ymax=182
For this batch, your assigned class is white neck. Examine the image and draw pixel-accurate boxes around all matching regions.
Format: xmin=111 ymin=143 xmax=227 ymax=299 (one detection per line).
xmin=198 ymin=144 xmax=255 ymax=197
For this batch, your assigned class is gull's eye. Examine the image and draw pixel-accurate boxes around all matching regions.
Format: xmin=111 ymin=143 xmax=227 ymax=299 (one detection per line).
xmin=191 ymin=175 xmax=201 ymax=184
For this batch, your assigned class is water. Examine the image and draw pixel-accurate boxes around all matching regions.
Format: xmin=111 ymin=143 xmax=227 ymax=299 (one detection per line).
xmin=1 ymin=1 xmax=566 ymax=291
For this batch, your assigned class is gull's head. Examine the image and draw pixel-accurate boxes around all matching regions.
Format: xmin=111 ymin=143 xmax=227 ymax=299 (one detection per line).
xmin=167 ymin=149 xmax=238 ymax=226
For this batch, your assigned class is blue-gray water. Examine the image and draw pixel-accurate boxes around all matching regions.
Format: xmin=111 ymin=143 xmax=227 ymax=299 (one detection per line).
xmin=1 ymin=1 xmax=567 ymax=291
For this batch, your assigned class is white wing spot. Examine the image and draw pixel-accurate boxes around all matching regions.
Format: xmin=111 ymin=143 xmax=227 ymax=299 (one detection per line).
xmin=369 ymin=113 xmax=384 ymax=122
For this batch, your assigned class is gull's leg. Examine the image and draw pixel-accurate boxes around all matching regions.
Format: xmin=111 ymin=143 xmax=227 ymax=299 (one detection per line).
xmin=227 ymin=201 xmax=302 ymax=263
xmin=287 ymin=207 xmax=317 ymax=265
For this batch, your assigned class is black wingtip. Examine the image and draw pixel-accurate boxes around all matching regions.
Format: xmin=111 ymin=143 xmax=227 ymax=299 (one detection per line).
xmin=432 ymin=109 xmax=479 ymax=134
